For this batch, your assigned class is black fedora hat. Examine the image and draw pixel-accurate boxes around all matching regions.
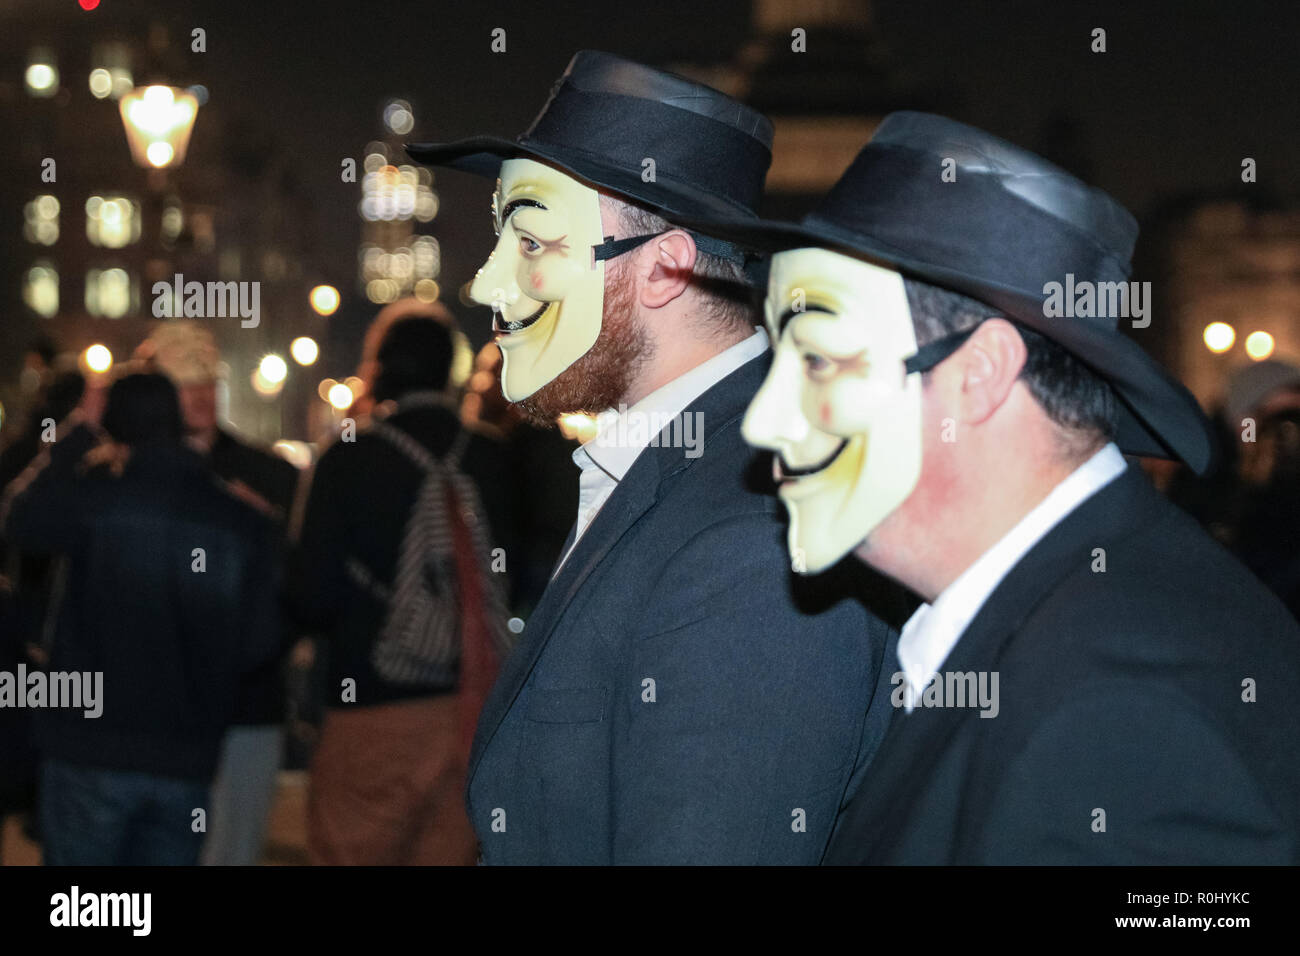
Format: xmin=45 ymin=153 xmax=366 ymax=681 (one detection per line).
xmin=406 ymin=50 xmax=773 ymax=223
xmin=673 ymin=111 xmax=1215 ymax=474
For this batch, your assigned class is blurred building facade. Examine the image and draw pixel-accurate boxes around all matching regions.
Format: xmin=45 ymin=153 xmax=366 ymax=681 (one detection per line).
xmin=668 ymin=0 xmax=927 ymax=219
xmin=0 ymin=0 xmax=335 ymax=448
xmin=1149 ymin=199 xmax=1300 ymax=412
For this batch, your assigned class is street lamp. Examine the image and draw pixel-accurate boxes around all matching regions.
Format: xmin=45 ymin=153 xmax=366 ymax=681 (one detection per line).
xmin=119 ymin=85 xmax=199 ymax=169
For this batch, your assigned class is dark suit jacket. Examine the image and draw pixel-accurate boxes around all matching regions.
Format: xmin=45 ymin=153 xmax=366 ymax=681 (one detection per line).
xmin=467 ymin=354 xmax=902 ymax=864
xmin=825 ymin=464 xmax=1300 ymax=864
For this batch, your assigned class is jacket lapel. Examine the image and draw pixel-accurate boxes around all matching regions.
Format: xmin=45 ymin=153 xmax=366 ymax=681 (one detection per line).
xmin=468 ymin=353 xmax=771 ymax=780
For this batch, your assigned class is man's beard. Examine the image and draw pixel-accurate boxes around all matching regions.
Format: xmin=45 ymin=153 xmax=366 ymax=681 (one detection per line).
xmin=514 ymin=266 xmax=652 ymax=427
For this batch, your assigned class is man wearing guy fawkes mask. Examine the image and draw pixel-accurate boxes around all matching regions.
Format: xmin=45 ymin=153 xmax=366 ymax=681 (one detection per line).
xmin=680 ymin=112 xmax=1300 ymax=864
xmin=407 ymin=51 xmax=899 ymax=865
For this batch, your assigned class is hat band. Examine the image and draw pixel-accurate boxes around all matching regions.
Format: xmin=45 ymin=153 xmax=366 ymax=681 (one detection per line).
xmin=524 ymin=88 xmax=770 ymax=217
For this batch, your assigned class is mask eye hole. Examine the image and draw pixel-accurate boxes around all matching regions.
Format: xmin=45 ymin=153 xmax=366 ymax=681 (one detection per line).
xmin=802 ymin=351 xmax=835 ymax=383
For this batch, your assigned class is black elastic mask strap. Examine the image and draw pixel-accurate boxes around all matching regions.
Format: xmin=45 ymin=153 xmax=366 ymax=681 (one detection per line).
xmin=593 ymin=230 xmax=748 ymax=266
xmin=903 ymin=324 xmax=981 ymax=375
xmin=592 ymin=233 xmax=657 ymax=261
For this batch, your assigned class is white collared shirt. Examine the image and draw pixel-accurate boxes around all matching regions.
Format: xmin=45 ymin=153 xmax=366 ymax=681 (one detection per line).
xmin=556 ymin=328 xmax=769 ymax=571
xmin=896 ymin=441 xmax=1128 ymax=709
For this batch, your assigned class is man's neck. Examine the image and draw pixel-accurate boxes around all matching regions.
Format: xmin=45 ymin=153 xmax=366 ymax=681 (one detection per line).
xmin=620 ymin=322 xmax=753 ymax=408
xmin=866 ymin=443 xmax=1090 ymax=603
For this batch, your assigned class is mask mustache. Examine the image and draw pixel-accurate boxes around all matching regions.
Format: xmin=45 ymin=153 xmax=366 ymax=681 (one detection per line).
xmin=493 ymin=300 xmax=549 ymax=334
xmin=775 ymin=438 xmax=848 ymax=480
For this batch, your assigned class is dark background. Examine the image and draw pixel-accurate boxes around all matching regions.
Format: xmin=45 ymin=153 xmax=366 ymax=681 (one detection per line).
xmin=2 ymin=0 xmax=1297 ymax=440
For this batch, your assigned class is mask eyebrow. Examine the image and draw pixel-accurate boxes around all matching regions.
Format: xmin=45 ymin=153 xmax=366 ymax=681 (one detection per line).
xmin=501 ymin=197 xmax=547 ymax=221
xmin=777 ymin=304 xmax=834 ymax=334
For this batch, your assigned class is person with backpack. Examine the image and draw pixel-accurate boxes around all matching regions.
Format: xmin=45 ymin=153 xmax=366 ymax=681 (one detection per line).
xmin=287 ymin=300 xmax=513 ymax=866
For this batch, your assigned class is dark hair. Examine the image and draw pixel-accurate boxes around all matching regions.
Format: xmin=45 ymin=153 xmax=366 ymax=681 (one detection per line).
xmin=43 ymin=369 xmax=86 ymax=423
xmin=612 ymin=198 xmax=758 ymax=333
xmin=28 ymin=334 xmax=58 ymax=366
xmin=372 ymin=316 xmax=454 ymax=403
xmin=903 ymin=277 xmax=1117 ymax=450
xmin=102 ymin=373 xmax=184 ymax=446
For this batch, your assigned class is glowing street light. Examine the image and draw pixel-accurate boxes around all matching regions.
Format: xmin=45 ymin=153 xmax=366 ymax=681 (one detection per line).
xmin=291 ymin=336 xmax=320 ymax=366
xmin=1245 ymin=331 xmax=1276 ymax=361
xmin=1203 ymin=322 xmax=1235 ymax=354
xmin=310 ymin=285 xmax=340 ymax=316
xmin=119 ymin=85 xmax=199 ymax=169
xmin=327 ymin=383 xmax=354 ymax=410
xmin=83 ymin=344 xmax=113 ymax=373
xmin=25 ymin=62 xmax=58 ymax=97
xmin=84 ymin=344 xmax=113 ymax=373
xmin=258 ymin=354 xmax=288 ymax=384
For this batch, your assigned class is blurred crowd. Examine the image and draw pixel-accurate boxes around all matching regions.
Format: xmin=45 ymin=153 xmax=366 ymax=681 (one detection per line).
xmin=0 ymin=300 xmax=575 ymax=865
xmin=1 ymin=302 xmax=1297 ymax=866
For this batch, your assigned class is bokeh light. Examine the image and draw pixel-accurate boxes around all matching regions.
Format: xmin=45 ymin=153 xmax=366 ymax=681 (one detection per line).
xmin=558 ymin=413 xmax=599 ymax=443
xmin=383 ymin=99 xmax=415 ymax=135
xmin=25 ymin=62 xmax=58 ymax=97
xmin=258 ymin=354 xmax=288 ymax=384
xmin=146 ymin=142 xmax=175 ymax=167
xmin=290 ymin=336 xmax=319 ymax=366
xmin=310 ymin=284 xmax=340 ymax=316
xmin=88 ymin=68 xmax=112 ymax=98
xmin=327 ymin=383 xmax=354 ymax=410
xmin=83 ymin=344 xmax=113 ymax=373
xmin=1245 ymin=331 xmax=1276 ymax=361
xmin=1203 ymin=322 xmax=1236 ymax=354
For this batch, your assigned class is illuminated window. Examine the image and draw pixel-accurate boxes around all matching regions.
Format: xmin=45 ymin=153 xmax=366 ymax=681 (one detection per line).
xmin=383 ymin=99 xmax=414 ymax=135
xmin=23 ymin=195 xmax=60 ymax=245
xmin=86 ymin=195 xmax=141 ymax=249
xmin=25 ymin=49 xmax=58 ymax=98
xmin=85 ymin=268 xmax=134 ymax=318
xmin=161 ymin=202 xmax=184 ymax=244
xmin=413 ymin=235 xmax=441 ymax=278
xmin=90 ymin=42 xmax=133 ymax=100
xmin=24 ymin=262 xmax=59 ymax=317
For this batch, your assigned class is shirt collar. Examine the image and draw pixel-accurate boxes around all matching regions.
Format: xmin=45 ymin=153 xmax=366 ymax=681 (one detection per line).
xmin=897 ymin=442 xmax=1128 ymax=703
xmin=573 ymin=328 xmax=768 ymax=481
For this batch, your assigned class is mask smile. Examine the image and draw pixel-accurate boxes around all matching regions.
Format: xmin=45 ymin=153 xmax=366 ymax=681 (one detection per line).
xmin=493 ymin=301 xmax=550 ymax=335
xmin=774 ymin=439 xmax=848 ymax=483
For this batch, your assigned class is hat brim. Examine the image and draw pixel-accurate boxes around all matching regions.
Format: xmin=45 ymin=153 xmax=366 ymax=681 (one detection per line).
xmin=668 ymin=213 xmax=1215 ymax=475
xmin=405 ymin=137 xmax=760 ymax=222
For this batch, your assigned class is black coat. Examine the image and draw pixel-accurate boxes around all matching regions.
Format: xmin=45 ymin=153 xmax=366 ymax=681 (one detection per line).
xmin=5 ymin=428 xmax=281 ymax=781
xmin=208 ymin=428 xmax=300 ymax=725
xmin=825 ymin=464 xmax=1300 ymax=864
xmin=468 ymin=355 xmax=906 ymax=864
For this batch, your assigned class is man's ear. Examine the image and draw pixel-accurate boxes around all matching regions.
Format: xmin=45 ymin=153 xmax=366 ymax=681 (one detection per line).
xmin=953 ymin=318 xmax=1027 ymax=425
xmin=638 ymin=229 xmax=697 ymax=309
